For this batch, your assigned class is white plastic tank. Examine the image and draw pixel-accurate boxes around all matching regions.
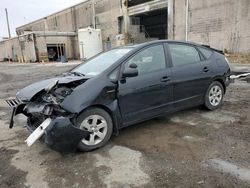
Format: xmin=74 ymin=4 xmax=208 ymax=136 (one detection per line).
xmin=78 ymin=27 xmax=103 ymax=60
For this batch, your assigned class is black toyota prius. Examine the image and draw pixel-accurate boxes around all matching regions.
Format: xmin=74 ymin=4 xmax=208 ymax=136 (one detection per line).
xmin=6 ymin=40 xmax=231 ymax=152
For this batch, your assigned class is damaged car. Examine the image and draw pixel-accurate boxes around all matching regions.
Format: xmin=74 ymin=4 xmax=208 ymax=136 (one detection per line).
xmin=6 ymin=40 xmax=231 ymax=152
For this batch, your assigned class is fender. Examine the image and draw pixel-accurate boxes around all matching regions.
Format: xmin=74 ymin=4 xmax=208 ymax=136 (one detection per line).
xmin=61 ymin=76 xmax=122 ymax=134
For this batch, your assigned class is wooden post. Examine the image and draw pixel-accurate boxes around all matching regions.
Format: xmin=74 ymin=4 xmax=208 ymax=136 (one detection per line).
xmin=63 ymin=43 xmax=66 ymax=58
xmin=56 ymin=44 xmax=58 ymax=59
xmin=59 ymin=44 xmax=63 ymax=58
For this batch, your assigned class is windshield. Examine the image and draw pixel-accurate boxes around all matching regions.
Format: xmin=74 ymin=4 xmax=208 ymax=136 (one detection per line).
xmin=72 ymin=48 xmax=132 ymax=76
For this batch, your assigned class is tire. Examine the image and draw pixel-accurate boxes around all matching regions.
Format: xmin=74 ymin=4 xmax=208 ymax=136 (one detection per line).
xmin=76 ymin=108 xmax=113 ymax=152
xmin=204 ymin=81 xmax=224 ymax=110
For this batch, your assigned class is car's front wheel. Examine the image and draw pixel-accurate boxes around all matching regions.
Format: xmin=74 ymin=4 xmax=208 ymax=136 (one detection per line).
xmin=76 ymin=108 xmax=113 ymax=152
xmin=204 ymin=81 xmax=224 ymax=110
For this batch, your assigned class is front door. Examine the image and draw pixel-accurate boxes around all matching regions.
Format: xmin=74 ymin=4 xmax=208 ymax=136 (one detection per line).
xmin=118 ymin=44 xmax=173 ymax=126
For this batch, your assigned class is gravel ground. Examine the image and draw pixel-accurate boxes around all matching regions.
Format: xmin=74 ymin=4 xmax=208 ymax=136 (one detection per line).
xmin=0 ymin=62 xmax=250 ymax=188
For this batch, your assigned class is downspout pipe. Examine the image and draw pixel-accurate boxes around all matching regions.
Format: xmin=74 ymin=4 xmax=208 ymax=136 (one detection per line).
xmin=185 ymin=0 xmax=189 ymax=41
xmin=92 ymin=0 xmax=96 ymax=29
xmin=123 ymin=0 xmax=129 ymax=44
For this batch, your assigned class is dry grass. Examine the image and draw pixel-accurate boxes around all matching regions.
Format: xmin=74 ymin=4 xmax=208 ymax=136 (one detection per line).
xmin=226 ymin=53 xmax=250 ymax=64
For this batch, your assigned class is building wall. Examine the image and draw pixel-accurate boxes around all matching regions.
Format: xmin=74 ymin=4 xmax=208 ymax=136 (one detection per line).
xmin=35 ymin=35 xmax=77 ymax=60
xmin=14 ymin=0 xmax=250 ymax=55
xmin=0 ymin=38 xmax=20 ymax=61
xmin=0 ymin=34 xmax=36 ymax=62
xmin=174 ymin=0 xmax=250 ymax=53
xmin=16 ymin=0 xmax=122 ymax=47
xmin=0 ymin=34 xmax=76 ymax=62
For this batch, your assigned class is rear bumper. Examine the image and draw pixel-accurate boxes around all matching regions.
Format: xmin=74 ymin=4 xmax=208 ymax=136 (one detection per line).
xmin=225 ymin=76 xmax=231 ymax=87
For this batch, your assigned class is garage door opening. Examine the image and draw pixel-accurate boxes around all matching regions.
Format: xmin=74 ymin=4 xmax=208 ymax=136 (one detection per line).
xmin=131 ymin=8 xmax=168 ymax=41
xmin=47 ymin=44 xmax=66 ymax=62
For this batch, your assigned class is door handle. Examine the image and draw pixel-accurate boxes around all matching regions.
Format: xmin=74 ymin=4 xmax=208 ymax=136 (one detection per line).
xmin=161 ymin=76 xmax=171 ymax=82
xmin=203 ymin=67 xmax=209 ymax=72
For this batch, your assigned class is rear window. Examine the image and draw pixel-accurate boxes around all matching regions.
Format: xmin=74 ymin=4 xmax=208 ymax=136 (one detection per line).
xmin=198 ymin=47 xmax=213 ymax=59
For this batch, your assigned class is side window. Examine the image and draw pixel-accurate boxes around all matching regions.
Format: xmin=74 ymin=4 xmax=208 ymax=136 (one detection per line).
xmin=125 ymin=45 xmax=166 ymax=76
xmin=168 ymin=44 xmax=201 ymax=67
xmin=198 ymin=47 xmax=213 ymax=59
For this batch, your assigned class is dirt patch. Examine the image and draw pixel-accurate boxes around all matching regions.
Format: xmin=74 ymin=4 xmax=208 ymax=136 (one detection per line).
xmin=0 ymin=147 xmax=27 ymax=188
xmin=0 ymin=63 xmax=250 ymax=187
xmin=45 ymin=152 xmax=103 ymax=188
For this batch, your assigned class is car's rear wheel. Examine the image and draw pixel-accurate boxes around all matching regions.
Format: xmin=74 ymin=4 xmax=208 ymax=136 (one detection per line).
xmin=76 ymin=108 xmax=113 ymax=152
xmin=204 ymin=81 xmax=224 ymax=110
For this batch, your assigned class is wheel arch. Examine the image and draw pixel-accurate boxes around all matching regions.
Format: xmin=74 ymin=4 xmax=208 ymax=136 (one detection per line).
xmin=78 ymin=104 xmax=120 ymax=136
xmin=213 ymin=78 xmax=226 ymax=93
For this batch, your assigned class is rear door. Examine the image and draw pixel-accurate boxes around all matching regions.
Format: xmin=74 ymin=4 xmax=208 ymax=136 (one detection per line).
xmin=196 ymin=46 xmax=215 ymax=80
xmin=166 ymin=43 xmax=212 ymax=108
xmin=118 ymin=44 xmax=173 ymax=125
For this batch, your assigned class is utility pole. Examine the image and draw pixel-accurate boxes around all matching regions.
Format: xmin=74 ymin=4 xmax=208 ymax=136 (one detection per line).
xmin=5 ymin=8 xmax=11 ymax=38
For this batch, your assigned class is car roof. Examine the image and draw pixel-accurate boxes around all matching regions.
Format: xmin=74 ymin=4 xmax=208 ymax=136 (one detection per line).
xmin=117 ymin=40 xmax=203 ymax=49
xmin=116 ymin=40 xmax=223 ymax=54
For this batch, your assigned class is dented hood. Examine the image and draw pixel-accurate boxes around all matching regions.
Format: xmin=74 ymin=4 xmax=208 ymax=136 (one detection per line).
xmin=16 ymin=76 xmax=88 ymax=101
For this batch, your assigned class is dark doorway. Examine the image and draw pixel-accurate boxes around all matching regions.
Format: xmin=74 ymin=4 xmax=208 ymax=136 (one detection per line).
xmin=47 ymin=44 xmax=65 ymax=62
xmin=128 ymin=0 xmax=154 ymax=7
xmin=136 ymin=8 xmax=168 ymax=39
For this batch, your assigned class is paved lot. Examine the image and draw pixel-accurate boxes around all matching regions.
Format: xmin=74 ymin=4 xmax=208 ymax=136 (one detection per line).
xmin=0 ymin=62 xmax=250 ymax=188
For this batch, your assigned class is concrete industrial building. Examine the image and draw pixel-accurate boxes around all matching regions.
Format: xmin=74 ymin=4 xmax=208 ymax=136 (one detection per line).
xmin=0 ymin=0 xmax=249 ymax=62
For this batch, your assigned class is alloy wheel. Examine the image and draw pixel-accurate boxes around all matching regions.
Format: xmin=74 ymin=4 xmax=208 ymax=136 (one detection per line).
xmin=208 ymin=85 xmax=222 ymax=106
xmin=79 ymin=115 xmax=108 ymax=146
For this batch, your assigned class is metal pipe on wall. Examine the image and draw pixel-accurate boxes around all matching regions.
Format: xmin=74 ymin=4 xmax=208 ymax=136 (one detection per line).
xmin=168 ymin=0 xmax=174 ymax=39
xmin=123 ymin=0 xmax=129 ymax=44
xmin=185 ymin=0 xmax=189 ymax=41
xmin=92 ymin=0 xmax=96 ymax=29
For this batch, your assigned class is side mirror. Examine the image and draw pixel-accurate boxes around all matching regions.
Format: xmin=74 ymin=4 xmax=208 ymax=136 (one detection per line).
xmin=122 ymin=68 xmax=138 ymax=78
xmin=129 ymin=63 xmax=137 ymax=69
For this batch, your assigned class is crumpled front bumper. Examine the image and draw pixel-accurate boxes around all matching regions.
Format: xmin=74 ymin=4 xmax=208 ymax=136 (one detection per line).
xmin=9 ymin=104 xmax=90 ymax=153
xmin=43 ymin=117 xmax=90 ymax=153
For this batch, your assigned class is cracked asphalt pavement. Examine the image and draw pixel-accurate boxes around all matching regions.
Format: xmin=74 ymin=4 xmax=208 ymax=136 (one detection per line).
xmin=0 ymin=62 xmax=250 ymax=188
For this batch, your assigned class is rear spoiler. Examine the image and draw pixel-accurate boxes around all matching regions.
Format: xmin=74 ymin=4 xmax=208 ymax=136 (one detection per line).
xmin=201 ymin=45 xmax=224 ymax=55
